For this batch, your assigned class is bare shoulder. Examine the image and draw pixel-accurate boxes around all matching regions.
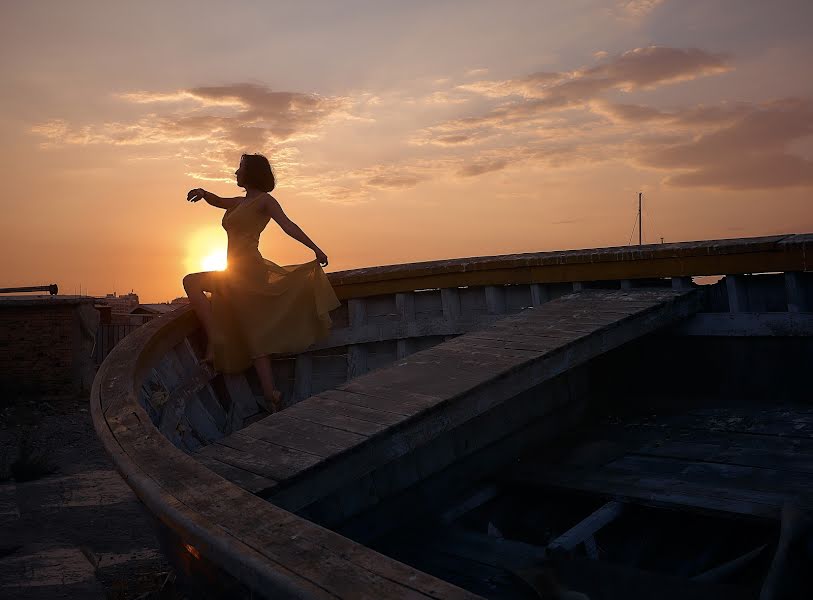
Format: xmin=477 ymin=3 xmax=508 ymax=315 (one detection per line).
xmin=260 ymin=193 xmax=292 ymax=226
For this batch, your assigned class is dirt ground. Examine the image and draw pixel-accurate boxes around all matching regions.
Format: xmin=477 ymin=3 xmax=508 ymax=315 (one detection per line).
xmin=0 ymin=393 xmax=187 ymax=599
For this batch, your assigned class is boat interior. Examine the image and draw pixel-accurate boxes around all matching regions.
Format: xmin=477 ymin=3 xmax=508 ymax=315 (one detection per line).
xmin=92 ymin=234 xmax=813 ymax=599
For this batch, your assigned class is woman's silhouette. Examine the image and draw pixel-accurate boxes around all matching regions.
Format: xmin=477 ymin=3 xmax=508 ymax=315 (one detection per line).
xmin=183 ymin=153 xmax=340 ymax=413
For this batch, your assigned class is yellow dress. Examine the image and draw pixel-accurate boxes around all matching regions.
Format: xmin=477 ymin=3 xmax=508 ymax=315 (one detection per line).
xmin=209 ymin=194 xmax=341 ymax=373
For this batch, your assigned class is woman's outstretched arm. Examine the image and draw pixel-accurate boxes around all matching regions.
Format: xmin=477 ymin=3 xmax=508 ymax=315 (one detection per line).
xmin=187 ymin=188 xmax=241 ymax=210
xmin=262 ymin=194 xmax=328 ymax=266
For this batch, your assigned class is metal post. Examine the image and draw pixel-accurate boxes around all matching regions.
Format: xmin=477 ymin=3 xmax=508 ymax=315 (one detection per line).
xmin=638 ymin=192 xmax=642 ymax=246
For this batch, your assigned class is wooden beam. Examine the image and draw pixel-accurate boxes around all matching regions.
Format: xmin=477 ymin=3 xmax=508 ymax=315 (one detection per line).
xmin=440 ymin=484 xmax=500 ymax=524
xmin=547 ymin=501 xmax=624 ymax=553
xmin=326 ymin=234 xmax=811 ymax=300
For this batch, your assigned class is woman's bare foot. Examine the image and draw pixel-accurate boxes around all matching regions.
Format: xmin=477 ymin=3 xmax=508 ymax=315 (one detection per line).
xmin=258 ymin=390 xmax=283 ymax=413
xmin=200 ymin=342 xmax=214 ymax=366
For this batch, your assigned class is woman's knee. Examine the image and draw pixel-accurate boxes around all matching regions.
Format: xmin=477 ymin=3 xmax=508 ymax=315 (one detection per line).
xmin=184 ymin=271 xmax=218 ymax=294
xmin=182 ymin=273 xmax=196 ymax=293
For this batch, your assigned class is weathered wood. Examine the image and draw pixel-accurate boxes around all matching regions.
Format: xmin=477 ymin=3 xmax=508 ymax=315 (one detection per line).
xmin=327 ymin=234 xmax=809 ymax=300
xmin=283 ymin=403 xmax=387 ymax=437
xmin=529 ymin=283 xmax=550 ymax=306
xmin=547 ymin=501 xmax=624 ymax=552
xmin=90 ymin=234 xmax=813 ymax=599
xmin=506 ymin=462 xmax=791 ymax=519
xmin=726 ymin=274 xmax=748 ymax=312
xmin=293 ymin=354 xmax=312 ymax=402
xmin=303 ymin=390 xmax=408 ymax=425
xmin=441 ymin=287 xmax=462 ymax=321
xmin=222 ymin=373 xmax=260 ymax=434
xmin=785 ymin=271 xmax=810 ymax=312
xmin=174 ymin=339 xmax=227 ymax=430
xmin=484 ymin=285 xmax=506 ymax=314
xmin=339 ymin=398 xmax=587 ymax=543
xmin=672 ymin=276 xmax=693 ymax=290
xmin=242 ymin=413 xmax=367 ymax=458
xmin=395 ymin=292 xmax=417 ymax=359
xmin=691 ymin=543 xmax=767 ymax=583
xmin=347 ymin=298 xmax=369 ymax=379
xmin=211 ymin=432 xmax=323 ymax=480
xmin=194 ymin=453 xmax=277 ymax=494
xmin=440 ymin=485 xmax=499 ymax=524
xmin=250 ymin=290 xmax=703 ymax=512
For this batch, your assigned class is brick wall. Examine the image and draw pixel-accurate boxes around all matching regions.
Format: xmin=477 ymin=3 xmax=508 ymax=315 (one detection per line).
xmin=0 ymin=296 xmax=99 ymax=400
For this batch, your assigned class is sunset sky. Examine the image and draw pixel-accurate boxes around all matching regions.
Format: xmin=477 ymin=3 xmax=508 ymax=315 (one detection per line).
xmin=1 ymin=0 xmax=812 ymax=302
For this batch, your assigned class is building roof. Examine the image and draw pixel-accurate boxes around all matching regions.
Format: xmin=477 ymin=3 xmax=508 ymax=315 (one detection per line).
xmin=131 ymin=303 xmax=176 ymax=315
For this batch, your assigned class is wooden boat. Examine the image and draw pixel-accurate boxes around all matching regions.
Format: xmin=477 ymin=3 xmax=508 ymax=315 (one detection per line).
xmin=91 ymin=234 xmax=813 ymax=599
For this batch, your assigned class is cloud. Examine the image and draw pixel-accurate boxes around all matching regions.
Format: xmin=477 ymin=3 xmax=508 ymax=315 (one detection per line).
xmin=365 ymin=174 xmax=424 ymax=189
xmin=457 ymin=158 xmax=511 ymax=177
xmin=422 ymin=46 xmax=730 ymax=151
xmin=458 ymin=46 xmax=728 ymax=105
xmin=31 ymin=82 xmax=352 ymax=154
xmin=602 ymin=97 xmax=813 ymax=189
xmin=31 ymin=82 xmax=357 ymax=188
xmin=615 ymin=0 xmax=665 ymax=18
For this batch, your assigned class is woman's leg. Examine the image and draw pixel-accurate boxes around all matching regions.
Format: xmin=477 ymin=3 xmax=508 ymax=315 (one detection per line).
xmin=183 ymin=272 xmax=219 ymax=362
xmin=253 ymin=355 xmax=281 ymax=412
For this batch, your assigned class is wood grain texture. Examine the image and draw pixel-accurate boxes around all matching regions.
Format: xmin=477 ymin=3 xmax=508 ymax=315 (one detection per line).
xmin=205 ymin=289 xmax=701 ymax=514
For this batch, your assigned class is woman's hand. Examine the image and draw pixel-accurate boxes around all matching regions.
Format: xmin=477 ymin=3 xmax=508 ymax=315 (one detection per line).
xmin=315 ymin=248 xmax=328 ymax=267
xmin=187 ymin=188 xmax=207 ymax=202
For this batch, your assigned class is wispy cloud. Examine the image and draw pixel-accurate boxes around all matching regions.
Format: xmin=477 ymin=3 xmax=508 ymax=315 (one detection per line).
xmin=31 ymin=82 xmax=358 ymax=191
xmin=458 ymin=46 xmax=728 ymax=103
xmin=614 ymin=0 xmax=666 ymax=19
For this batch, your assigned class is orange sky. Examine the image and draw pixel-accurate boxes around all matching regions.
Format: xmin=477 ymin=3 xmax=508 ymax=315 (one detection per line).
xmin=1 ymin=1 xmax=812 ymax=302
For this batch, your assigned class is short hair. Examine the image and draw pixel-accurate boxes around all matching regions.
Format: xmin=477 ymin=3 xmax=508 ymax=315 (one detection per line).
xmin=240 ymin=153 xmax=276 ymax=192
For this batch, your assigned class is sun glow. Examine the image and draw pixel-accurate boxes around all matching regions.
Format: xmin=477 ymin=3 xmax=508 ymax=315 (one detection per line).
xmin=200 ymin=248 xmax=227 ymax=271
xmin=185 ymin=227 xmax=228 ymax=274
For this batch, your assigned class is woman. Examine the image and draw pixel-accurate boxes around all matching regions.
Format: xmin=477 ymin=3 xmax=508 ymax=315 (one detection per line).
xmin=183 ymin=153 xmax=341 ymax=413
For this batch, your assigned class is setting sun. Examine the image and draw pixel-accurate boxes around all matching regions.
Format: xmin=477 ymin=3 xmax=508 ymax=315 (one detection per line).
xmin=200 ymin=249 xmax=227 ymax=271
xmin=185 ymin=227 xmax=228 ymax=275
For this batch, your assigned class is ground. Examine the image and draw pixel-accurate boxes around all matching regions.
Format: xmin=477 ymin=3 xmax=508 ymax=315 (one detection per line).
xmin=0 ymin=393 xmax=186 ymax=599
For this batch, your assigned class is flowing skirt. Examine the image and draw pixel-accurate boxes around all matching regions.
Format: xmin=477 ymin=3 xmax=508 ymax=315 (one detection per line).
xmin=209 ymin=257 xmax=341 ymax=374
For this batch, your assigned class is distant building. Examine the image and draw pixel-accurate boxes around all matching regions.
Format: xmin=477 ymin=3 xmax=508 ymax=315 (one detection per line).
xmin=129 ymin=303 xmax=176 ymax=325
xmin=95 ymin=292 xmax=140 ymax=325
xmin=170 ymin=296 xmax=190 ymax=305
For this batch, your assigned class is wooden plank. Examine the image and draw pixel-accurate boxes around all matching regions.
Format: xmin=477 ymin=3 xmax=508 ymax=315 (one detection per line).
xmin=293 ymin=353 xmax=312 ymax=402
xmin=242 ymin=413 xmax=367 ymax=458
xmin=395 ymin=292 xmax=417 ymax=359
xmin=338 ymin=360 xmax=486 ymax=403
xmin=785 ymin=271 xmax=809 ymax=312
xmin=529 ymin=283 xmax=550 ymax=306
xmin=607 ymin=454 xmax=813 ymax=497
xmin=102 ymin=409 xmax=464 ymax=600
xmin=441 ymin=288 xmax=462 ymax=321
xmin=321 ymin=384 xmax=440 ymax=416
xmin=347 ymin=298 xmax=368 ymax=379
xmin=484 ymin=285 xmax=506 ymax=314
xmin=306 ymin=390 xmax=410 ymax=424
xmin=547 ymin=501 xmax=624 ymax=552
xmin=174 ymin=339 xmax=227 ymax=430
xmin=283 ymin=403 xmax=388 ymax=436
xmin=726 ymin=274 xmax=748 ymax=312
xmin=194 ymin=453 xmax=277 ymax=494
xmin=506 ymin=463 xmax=790 ymax=519
xmin=274 ymin=289 xmax=700 ymax=511
xmin=222 ymin=373 xmax=260 ymax=423
xmin=440 ymin=485 xmax=500 ymax=524
xmin=327 ymin=234 xmax=806 ymax=300
xmin=210 ymin=432 xmax=323 ymax=480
